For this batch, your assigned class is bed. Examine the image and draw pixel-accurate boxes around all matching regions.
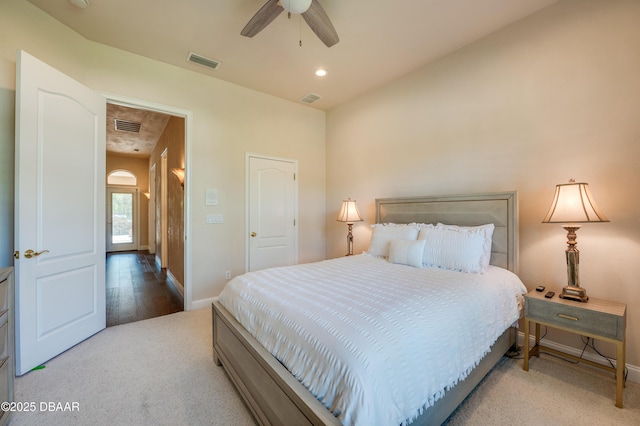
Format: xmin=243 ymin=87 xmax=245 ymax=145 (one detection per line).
xmin=212 ymin=192 xmax=522 ymax=425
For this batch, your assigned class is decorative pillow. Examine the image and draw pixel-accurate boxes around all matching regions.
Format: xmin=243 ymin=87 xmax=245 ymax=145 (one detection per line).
xmin=367 ymin=223 xmax=419 ymax=258
xmin=436 ymin=223 xmax=495 ymax=271
xmin=417 ymin=226 xmax=487 ymax=273
xmin=388 ymin=240 xmax=426 ymax=268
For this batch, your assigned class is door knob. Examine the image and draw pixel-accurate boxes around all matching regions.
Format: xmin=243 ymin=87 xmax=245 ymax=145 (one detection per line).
xmin=24 ymin=249 xmax=50 ymax=259
xmin=251 ymin=232 xmax=257 ymax=237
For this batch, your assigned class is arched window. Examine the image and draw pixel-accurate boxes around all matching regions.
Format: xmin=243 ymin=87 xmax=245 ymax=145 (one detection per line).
xmin=107 ymin=170 xmax=137 ymax=186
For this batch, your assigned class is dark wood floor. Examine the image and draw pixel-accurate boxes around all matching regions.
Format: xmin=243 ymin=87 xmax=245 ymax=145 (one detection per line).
xmin=106 ymin=250 xmax=184 ymax=327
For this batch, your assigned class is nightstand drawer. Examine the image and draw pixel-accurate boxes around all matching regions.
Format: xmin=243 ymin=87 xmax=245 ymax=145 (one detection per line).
xmin=524 ymin=290 xmax=627 ymax=408
xmin=525 ymin=297 xmax=624 ymax=341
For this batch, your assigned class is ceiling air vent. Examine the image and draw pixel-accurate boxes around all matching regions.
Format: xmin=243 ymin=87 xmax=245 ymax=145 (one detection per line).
xmin=114 ymin=119 xmax=141 ymax=133
xmin=299 ymin=93 xmax=322 ymax=104
xmin=187 ymin=52 xmax=221 ymax=70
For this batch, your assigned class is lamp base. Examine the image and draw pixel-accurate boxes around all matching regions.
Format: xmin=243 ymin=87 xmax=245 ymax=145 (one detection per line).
xmin=559 ymin=285 xmax=589 ymax=302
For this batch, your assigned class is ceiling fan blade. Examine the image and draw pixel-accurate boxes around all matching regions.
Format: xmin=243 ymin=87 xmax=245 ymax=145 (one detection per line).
xmin=302 ymin=0 xmax=339 ymax=47
xmin=241 ymin=0 xmax=284 ymax=38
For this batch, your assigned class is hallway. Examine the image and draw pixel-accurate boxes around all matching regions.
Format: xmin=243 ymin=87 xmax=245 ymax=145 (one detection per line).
xmin=106 ymin=251 xmax=183 ymax=327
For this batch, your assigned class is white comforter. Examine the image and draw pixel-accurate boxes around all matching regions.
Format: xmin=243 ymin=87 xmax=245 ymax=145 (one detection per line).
xmin=218 ymin=255 xmax=526 ymax=426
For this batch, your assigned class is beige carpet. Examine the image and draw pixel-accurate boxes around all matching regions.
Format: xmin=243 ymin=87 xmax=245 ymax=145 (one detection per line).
xmin=12 ymin=308 xmax=254 ymax=426
xmin=445 ymin=353 xmax=640 ymax=425
xmin=12 ymin=308 xmax=640 ymax=425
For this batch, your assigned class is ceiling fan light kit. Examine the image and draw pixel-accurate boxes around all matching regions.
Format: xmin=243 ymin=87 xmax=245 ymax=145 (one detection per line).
xmin=281 ymin=0 xmax=312 ymax=14
xmin=241 ymin=0 xmax=339 ymax=47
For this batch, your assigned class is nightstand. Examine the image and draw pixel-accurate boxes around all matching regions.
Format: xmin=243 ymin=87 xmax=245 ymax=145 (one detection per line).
xmin=523 ymin=290 xmax=626 ymax=408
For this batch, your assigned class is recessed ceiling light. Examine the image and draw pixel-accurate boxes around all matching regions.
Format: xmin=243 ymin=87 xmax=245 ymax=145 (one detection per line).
xmin=315 ymin=69 xmax=327 ymax=77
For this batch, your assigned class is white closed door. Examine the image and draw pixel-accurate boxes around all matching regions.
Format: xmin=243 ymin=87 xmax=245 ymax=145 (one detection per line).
xmin=15 ymin=51 xmax=106 ymax=375
xmin=248 ymin=155 xmax=298 ymax=272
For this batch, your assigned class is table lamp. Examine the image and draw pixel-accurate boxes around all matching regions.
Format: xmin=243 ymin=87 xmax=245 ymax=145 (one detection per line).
xmin=542 ymin=179 xmax=609 ymax=302
xmin=336 ymin=198 xmax=363 ymax=256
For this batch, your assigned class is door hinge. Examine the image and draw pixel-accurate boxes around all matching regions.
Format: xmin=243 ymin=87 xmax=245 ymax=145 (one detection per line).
xmin=293 ymin=219 xmax=296 ymax=226
xmin=293 ymin=173 xmax=296 ymax=180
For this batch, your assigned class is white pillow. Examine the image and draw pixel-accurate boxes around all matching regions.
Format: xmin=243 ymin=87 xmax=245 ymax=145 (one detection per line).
xmin=388 ymin=240 xmax=426 ymax=268
xmin=436 ymin=223 xmax=495 ymax=271
xmin=367 ymin=223 xmax=419 ymax=258
xmin=418 ymin=226 xmax=487 ymax=273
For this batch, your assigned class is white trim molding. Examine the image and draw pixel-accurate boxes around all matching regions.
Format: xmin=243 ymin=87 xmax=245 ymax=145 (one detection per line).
xmin=192 ymin=296 xmax=218 ymax=311
xmin=167 ymin=269 xmax=184 ymax=298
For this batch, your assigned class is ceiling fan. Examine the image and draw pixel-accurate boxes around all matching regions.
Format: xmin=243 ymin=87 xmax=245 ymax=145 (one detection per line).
xmin=241 ymin=0 xmax=339 ymax=47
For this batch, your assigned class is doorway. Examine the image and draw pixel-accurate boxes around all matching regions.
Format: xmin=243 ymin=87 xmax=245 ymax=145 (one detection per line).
xmin=106 ymin=186 xmax=138 ymax=252
xmin=106 ymin=169 xmax=139 ymax=252
xmin=105 ymin=96 xmax=191 ymax=314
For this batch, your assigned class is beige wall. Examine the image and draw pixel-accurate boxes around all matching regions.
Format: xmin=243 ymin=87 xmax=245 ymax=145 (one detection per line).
xmin=327 ymin=0 xmax=640 ymax=369
xmin=0 ymin=0 xmax=327 ymax=304
xmin=106 ymin=153 xmax=150 ymax=250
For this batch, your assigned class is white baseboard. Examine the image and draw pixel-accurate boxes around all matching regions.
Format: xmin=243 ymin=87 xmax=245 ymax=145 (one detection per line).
xmin=167 ymin=269 xmax=184 ymax=298
xmin=190 ymin=296 xmax=217 ymax=311
xmin=518 ymin=331 xmax=640 ymax=384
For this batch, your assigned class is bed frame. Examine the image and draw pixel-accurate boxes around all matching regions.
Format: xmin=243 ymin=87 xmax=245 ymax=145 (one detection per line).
xmin=212 ymin=192 xmax=518 ymax=425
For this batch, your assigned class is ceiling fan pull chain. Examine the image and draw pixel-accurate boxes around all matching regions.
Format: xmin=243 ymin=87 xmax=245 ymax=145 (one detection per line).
xmin=299 ymin=15 xmax=303 ymax=46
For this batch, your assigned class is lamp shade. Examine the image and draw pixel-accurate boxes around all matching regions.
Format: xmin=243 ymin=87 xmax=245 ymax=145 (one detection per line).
xmin=542 ymin=180 xmax=609 ymax=223
xmin=336 ymin=198 xmax=363 ymax=224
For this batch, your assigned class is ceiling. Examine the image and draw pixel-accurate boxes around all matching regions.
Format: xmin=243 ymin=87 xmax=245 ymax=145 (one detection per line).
xmin=106 ymin=104 xmax=170 ymax=157
xmin=28 ymin=0 xmax=559 ymax=112
xmin=28 ymin=0 xmax=559 ymax=157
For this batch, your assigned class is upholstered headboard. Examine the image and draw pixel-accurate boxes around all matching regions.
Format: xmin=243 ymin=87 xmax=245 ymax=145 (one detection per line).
xmin=375 ymin=192 xmax=518 ymax=273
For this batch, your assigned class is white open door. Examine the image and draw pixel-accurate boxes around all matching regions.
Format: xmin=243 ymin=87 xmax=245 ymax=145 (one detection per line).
xmin=247 ymin=155 xmax=298 ymax=272
xmin=15 ymin=51 xmax=106 ymax=375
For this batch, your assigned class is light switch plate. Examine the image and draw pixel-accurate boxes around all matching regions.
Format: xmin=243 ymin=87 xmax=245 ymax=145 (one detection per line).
xmin=207 ymin=214 xmax=223 ymax=224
